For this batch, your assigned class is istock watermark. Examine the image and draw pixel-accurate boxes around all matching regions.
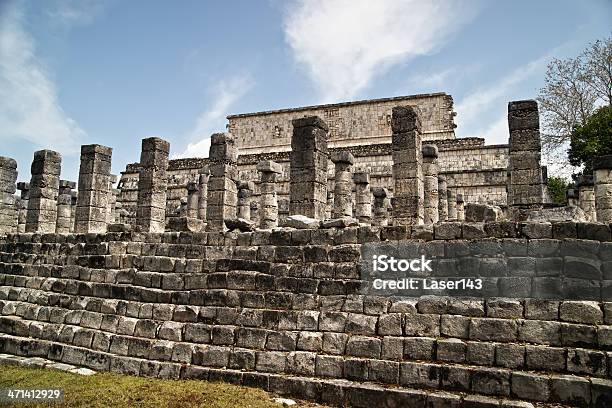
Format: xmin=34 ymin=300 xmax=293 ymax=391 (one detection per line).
xmin=360 ymin=242 xmax=489 ymax=297
xmin=372 ymin=255 xmax=432 ymax=272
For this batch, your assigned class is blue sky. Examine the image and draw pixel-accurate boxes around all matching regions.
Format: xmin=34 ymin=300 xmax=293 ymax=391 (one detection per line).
xmin=1 ymin=0 xmax=610 ymax=183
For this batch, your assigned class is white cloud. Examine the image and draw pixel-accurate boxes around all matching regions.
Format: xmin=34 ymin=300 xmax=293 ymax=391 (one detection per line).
xmin=456 ymin=56 xmax=548 ymax=136
xmin=0 ymin=1 xmax=86 ymax=154
xmin=283 ymin=0 xmax=479 ymax=103
xmin=175 ymin=74 xmax=254 ymax=158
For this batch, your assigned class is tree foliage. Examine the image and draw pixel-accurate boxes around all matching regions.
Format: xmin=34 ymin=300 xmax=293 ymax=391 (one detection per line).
xmin=537 ymin=35 xmax=612 ymax=159
xmin=547 ymin=176 xmax=570 ymax=205
xmin=568 ymin=105 xmax=612 ymax=173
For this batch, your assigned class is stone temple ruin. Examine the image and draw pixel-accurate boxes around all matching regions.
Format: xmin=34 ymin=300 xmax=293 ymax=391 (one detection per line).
xmin=0 ymin=95 xmax=611 ymax=407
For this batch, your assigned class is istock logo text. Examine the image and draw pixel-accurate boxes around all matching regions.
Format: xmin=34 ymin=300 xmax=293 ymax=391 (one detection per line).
xmin=372 ymin=255 xmax=432 ymax=272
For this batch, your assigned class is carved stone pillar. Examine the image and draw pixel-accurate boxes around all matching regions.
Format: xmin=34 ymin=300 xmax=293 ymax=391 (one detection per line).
xmin=353 ymin=170 xmax=371 ymax=224
xmin=331 ymin=151 xmax=354 ymax=218
xmin=422 ymin=145 xmax=439 ymax=225
xmin=372 ymin=187 xmax=390 ymax=227
xmin=257 ymin=160 xmax=282 ymax=229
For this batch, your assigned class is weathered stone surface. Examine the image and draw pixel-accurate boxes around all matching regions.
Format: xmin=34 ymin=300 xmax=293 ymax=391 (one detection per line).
xmin=526 ymin=206 xmax=587 ymax=222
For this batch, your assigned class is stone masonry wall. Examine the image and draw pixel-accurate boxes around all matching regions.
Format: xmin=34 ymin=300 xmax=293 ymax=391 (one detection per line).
xmin=0 ymin=221 xmax=611 ymax=407
xmin=227 ymin=93 xmax=456 ymax=155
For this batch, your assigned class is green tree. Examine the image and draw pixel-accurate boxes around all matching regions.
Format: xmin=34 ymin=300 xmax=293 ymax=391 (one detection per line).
xmin=547 ymin=176 xmax=570 ymax=205
xmin=537 ymin=35 xmax=611 ymax=166
xmin=568 ymin=105 xmax=612 ymax=173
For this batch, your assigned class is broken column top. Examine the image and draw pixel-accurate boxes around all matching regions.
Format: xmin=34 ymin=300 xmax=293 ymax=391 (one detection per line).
xmin=508 ymin=99 xmax=539 ymax=130
xmin=110 ymin=174 xmax=118 ymax=183
xmin=211 ymin=132 xmax=235 ymax=145
xmin=198 ymin=166 xmax=210 ymax=175
xmin=372 ymin=187 xmax=389 ymax=198
xmin=0 ymin=156 xmax=17 ymax=168
xmin=566 ymin=188 xmax=578 ymax=199
xmin=257 ymin=160 xmax=282 ymax=174
xmin=142 ymin=137 xmax=170 ymax=152
xmin=391 ymin=105 xmax=422 ymax=133
xmin=33 ymin=150 xmax=61 ymax=162
xmin=59 ymin=180 xmax=76 ymax=189
xmin=331 ymin=151 xmax=354 ymax=164
xmin=292 ymin=116 xmax=329 ymax=131
xmin=353 ymin=170 xmax=370 ymax=184
xmin=438 ymin=175 xmax=447 ymax=183
xmin=593 ymin=155 xmax=612 ymax=170
xmin=457 ymin=194 xmax=464 ymax=203
xmin=16 ymin=182 xmax=29 ymax=190
xmin=422 ymin=144 xmax=439 ymax=158
xmin=81 ymin=144 xmax=112 ymax=157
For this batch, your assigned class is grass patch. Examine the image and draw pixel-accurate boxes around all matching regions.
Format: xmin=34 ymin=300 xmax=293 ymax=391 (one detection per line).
xmin=0 ymin=365 xmax=322 ymax=407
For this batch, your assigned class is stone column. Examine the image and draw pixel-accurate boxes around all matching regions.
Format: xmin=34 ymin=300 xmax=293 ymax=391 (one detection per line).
xmin=75 ymin=144 xmax=113 ymax=233
xmin=507 ymin=100 xmax=546 ymax=220
xmin=391 ymin=105 xmax=424 ymax=226
xmin=438 ymin=175 xmax=448 ymax=221
xmin=593 ymin=155 xmax=612 ymax=223
xmin=185 ymin=181 xmax=199 ymax=219
xmin=237 ymin=181 xmax=254 ymax=220
xmin=26 ymin=150 xmax=61 ymax=233
xmin=16 ymin=182 xmax=29 ymax=233
xmin=70 ymin=191 xmax=77 ymax=232
xmin=257 ymin=160 xmax=282 ymax=229
xmin=576 ymin=175 xmax=596 ymax=222
xmin=372 ymin=187 xmax=390 ymax=227
xmin=206 ymin=133 xmax=238 ymax=231
xmin=566 ymin=188 xmax=578 ymax=207
xmin=353 ymin=170 xmax=371 ymax=224
xmin=250 ymin=201 xmax=260 ymax=225
xmin=456 ymin=193 xmax=465 ymax=221
xmin=422 ymin=145 xmax=439 ymax=225
xmin=0 ymin=156 xmax=18 ymax=234
xmin=326 ymin=191 xmax=333 ymax=219
xmin=56 ymin=180 xmax=74 ymax=234
xmin=106 ymin=175 xmax=118 ymax=225
xmin=447 ymin=188 xmax=457 ymax=220
xmin=331 ymin=151 xmax=354 ymax=218
xmin=289 ymin=116 xmax=329 ymax=219
xmin=136 ymin=137 xmax=169 ymax=233
xmin=197 ymin=167 xmax=210 ymax=220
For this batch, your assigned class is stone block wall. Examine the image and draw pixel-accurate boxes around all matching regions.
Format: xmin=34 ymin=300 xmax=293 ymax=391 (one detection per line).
xmin=0 ymin=222 xmax=610 ymax=407
xmin=227 ymin=93 xmax=456 ymax=155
